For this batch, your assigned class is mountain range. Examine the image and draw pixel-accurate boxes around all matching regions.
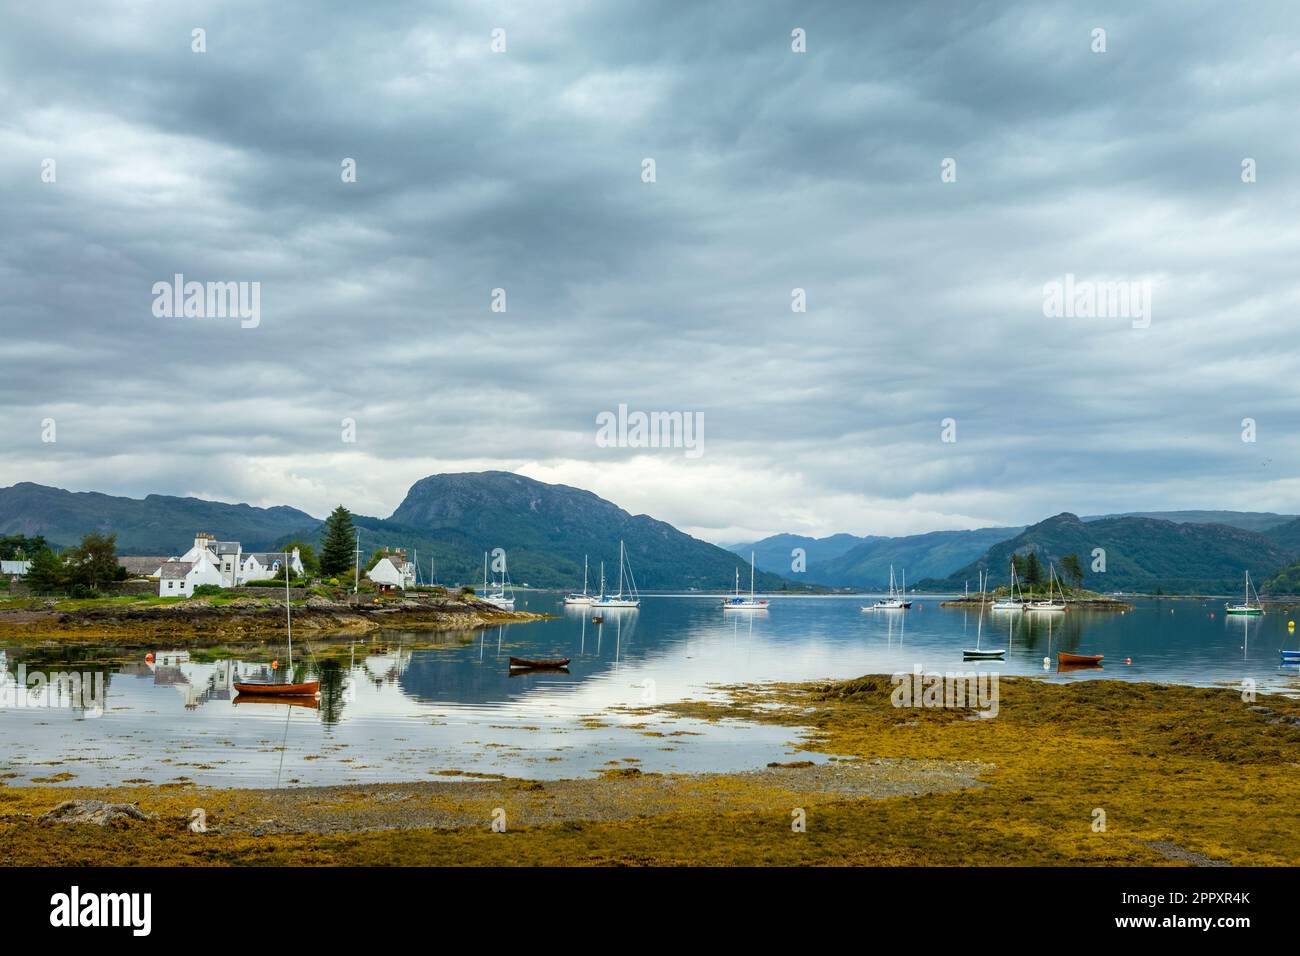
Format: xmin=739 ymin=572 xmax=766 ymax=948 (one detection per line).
xmin=919 ymin=512 xmax=1300 ymax=595
xmin=733 ymin=510 xmax=1300 ymax=591
xmin=728 ymin=528 xmax=1023 ymax=587
xmin=0 ymin=474 xmax=788 ymax=591
xmin=0 ymin=482 xmax=314 ymax=552
xmin=5 ymin=476 xmax=1298 ymax=594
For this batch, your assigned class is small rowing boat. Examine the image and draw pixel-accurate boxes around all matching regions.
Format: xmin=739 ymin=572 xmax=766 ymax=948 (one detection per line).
xmin=509 ymin=656 xmax=571 ymax=669
xmin=234 ymin=680 xmax=320 ymax=697
xmin=1058 ymin=652 xmax=1103 ymax=665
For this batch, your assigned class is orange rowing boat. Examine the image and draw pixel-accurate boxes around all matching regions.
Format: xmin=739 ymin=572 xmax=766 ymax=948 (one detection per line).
xmin=234 ymin=680 xmax=320 ymax=697
xmin=1057 ymin=652 xmax=1103 ymax=665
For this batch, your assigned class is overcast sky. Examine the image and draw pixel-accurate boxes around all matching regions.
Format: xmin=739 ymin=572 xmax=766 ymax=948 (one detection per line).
xmin=3 ymin=0 xmax=1299 ymax=544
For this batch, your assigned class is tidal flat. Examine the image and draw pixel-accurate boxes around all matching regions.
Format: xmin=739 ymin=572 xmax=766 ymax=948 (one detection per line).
xmin=3 ymin=676 xmax=1298 ymax=866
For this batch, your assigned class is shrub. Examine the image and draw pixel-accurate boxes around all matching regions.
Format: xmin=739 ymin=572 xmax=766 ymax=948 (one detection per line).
xmin=67 ymin=584 xmax=100 ymax=600
xmin=191 ymin=584 xmax=232 ymax=598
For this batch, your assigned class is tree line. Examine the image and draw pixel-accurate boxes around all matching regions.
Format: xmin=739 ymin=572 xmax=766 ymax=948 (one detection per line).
xmin=1010 ymin=551 xmax=1085 ymax=589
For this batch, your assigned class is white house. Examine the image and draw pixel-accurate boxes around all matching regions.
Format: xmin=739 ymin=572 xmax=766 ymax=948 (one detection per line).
xmin=239 ymin=551 xmax=303 ymax=582
xmin=367 ymin=548 xmax=416 ymax=590
xmin=158 ymin=552 xmax=224 ymax=597
xmin=158 ymin=533 xmax=303 ymax=588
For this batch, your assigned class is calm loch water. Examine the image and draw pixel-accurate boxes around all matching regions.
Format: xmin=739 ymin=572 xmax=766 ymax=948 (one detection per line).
xmin=2 ymin=595 xmax=1297 ymax=788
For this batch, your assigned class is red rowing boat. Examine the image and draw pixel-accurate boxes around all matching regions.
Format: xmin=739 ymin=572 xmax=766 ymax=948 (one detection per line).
xmin=234 ymin=680 xmax=320 ymax=697
xmin=1057 ymin=652 xmax=1103 ymax=665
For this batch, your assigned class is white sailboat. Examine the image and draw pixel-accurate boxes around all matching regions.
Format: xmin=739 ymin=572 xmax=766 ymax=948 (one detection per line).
xmin=480 ymin=551 xmax=515 ymax=610
xmin=1024 ymin=562 xmax=1066 ymax=612
xmin=722 ymin=551 xmax=769 ymax=610
xmin=991 ymin=561 xmax=1024 ymax=612
xmin=963 ymin=570 xmax=1005 ymax=660
xmin=863 ymin=564 xmax=911 ymax=611
xmin=1225 ymin=570 xmax=1263 ymax=616
xmin=592 ymin=540 xmax=640 ymax=608
xmin=564 ymin=555 xmax=595 ymax=606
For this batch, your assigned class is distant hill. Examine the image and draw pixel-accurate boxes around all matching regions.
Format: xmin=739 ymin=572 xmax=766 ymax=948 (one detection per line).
xmin=923 ymin=512 xmax=1293 ymax=594
xmin=1083 ymin=510 xmax=1297 ymax=533
xmin=284 ymin=471 xmax=794 ymax=591
xmin=1262 ymin=517 xmax=1300 ymax=561
xmin=729 ymin=527 xmax=1021 ymax=588
xmin=0 ymin=482 xmax=316 ymax=554
xmin=816 ymin=527 xmax=1024 ymax=587
xmin=727 ymin=533 xmax=877 ymax=576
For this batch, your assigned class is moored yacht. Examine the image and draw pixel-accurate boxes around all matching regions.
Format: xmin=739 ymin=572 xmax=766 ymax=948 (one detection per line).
xmin=480 ymin=551 xmax=515 ymax=610
xmin=1023 ymin=562 xmax=1066 ymax=612
xmin=564 ymin=555 xmax=596 ymax=606
xmin=592 ymin=540 xmax=640 ymax=608
xmin=863 ymin=565 xmax=912 ymax=611
xmin=1225 ymin=571 xmax=1263 ymax=616
xmin=722 ymin=551 xmax=769 ymax=610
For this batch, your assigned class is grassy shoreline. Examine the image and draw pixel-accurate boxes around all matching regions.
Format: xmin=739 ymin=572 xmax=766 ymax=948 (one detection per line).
xmin=4 ymin=675 xmax=1298 ymax=866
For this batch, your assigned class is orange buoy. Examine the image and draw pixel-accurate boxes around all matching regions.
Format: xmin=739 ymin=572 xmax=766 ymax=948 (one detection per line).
xmin=145 ymin=652 xmax=154 ymax=664
xmin=272 ymin=659 xmax=279 ymax=670
xmin=1125 ymin=657 xmax=1132 ymax=665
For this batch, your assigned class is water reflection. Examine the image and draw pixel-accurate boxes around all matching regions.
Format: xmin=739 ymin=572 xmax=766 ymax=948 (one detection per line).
xmin=1 ymin=595 xmax=1298 ymax=788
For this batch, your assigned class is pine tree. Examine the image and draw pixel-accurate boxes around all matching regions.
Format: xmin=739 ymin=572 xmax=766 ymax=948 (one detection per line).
xmin=319 ymin=505 xmax=357 ymax=576
xmin=1023 ymin=551 xmax=1043 ymax=587
xmin=24 ymin=546 xmax=67 ymax=594
xmin=1060 ymin=553 xmax=1085 ymax=588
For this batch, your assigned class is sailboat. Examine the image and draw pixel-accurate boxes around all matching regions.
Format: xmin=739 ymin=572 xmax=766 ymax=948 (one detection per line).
xmin=863 ymin=565 xmax=911 ymax=611
xmin=564 ymin=555 xmax=596 ymax=606
xmin=1024 ymin=563 xmax=1067 ymax=612
xmin=963 ymin=570 xmax=1005 ymax=660
xmin=234 ymin=555 xmax=320 ymax=697
xmin=480 ymin=551 xmax=515 ymax=610
xmin=592 ymin=540 xmax=640 ymax=608
xmin=1225 ymin=571 xmax=1262 ymax=616
xmin=722 ymin=551 xmax=769 ymax=610
xmin=990 ymin=561 xmax=1024 ymax=612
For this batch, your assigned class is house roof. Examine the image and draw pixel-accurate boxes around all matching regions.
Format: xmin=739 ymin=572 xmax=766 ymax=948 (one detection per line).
xmin=212 ymin=541 xmax=242 ymax=555
xmin=117 ymin=556 xmax=168 ymax=575
xmin=159 ymin=562 xmax=195 ymax=579
xmin=245 ymin=552 xmax=292 ymax=565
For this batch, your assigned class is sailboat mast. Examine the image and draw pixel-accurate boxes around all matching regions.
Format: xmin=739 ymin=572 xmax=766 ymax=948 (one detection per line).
xmin=750 ymin=550 xmax=756 ymax=598
xmin=285 ymin=553 xmax=292 ymax=668
xmin=583 ymin=555 xmax=589 ymax=596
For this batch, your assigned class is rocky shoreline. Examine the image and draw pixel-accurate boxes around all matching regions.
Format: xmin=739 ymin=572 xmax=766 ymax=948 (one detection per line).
xmin=0 ymin=594 xmax=547 ymax=645
xmin=937 ymin=595 xmax=1133 ymax=611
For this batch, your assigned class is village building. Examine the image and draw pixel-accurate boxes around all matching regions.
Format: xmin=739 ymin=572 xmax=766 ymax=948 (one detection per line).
xmin=158 ymin=552 xmax=224 ymax=597
xmin=366 ymin=548 xmax=417 ymax=591
xmin=149 ymin=532 xmax=305 ymax=596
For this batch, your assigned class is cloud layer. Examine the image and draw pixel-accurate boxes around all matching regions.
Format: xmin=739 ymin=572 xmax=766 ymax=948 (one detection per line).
xmin=3 ymin=0 xmax=1298 ymax=542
